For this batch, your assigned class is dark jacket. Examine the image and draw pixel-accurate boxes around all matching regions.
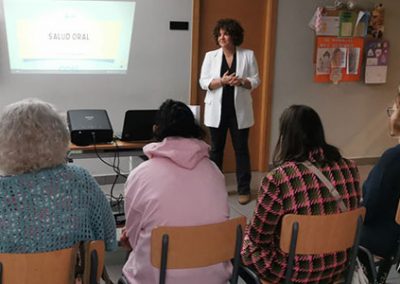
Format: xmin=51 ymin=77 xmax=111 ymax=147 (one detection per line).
xmin=361 ymin=144 xmax=400 ymax=258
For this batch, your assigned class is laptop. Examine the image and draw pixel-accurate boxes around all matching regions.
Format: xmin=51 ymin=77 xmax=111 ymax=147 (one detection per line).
xmin=117 ymin=110 xmax=158 ymax=141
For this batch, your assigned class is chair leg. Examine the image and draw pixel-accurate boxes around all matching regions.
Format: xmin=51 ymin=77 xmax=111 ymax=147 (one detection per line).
xmin=0 ymin=262 xmax=2 ymax=284
xmin=394 ymin=240 xmax=400 ymax=273
xmin=376 ymin=259 xmax=392 ymax=284
xmin=357 ymin=246 xmax=377 ymax=282
xmin=285 ymin=222 xmax=299 ymax=284
xmin=230 ymin=225 xmax=243 ymax=284
xmin=159 ymin=234 xmax=169 ymax=284
xmin=238 ymin=264 xmax=262 ymax=284
xmin=118 ymin=275 xmax=129 ymax=284
xmin=344 ymin=216 xmax=363 ymax=284
xmin=102 ymin=266 xmax=113 ymax=284
xmin=90 ymin=250 xmax=98 ymax=284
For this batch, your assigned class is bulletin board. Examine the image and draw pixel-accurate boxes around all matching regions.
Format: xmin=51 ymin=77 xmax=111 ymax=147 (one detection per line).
xmin=310 ymin=3 xmax=388 ymax=84
xmin=314 ymin=36 xmax=364 ymax=83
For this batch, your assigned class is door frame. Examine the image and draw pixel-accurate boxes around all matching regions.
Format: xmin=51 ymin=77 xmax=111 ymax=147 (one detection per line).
xmin=190 ymin=0 xmax=277 ymax=171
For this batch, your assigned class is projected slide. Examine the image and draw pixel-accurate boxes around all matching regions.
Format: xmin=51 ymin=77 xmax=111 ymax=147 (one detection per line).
xmin=3 ymin=0 xmax=136 ymax=74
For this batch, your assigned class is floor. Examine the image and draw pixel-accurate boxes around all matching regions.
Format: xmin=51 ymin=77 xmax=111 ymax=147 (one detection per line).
xmin=102 ymin=165 xmax=400 ymax=283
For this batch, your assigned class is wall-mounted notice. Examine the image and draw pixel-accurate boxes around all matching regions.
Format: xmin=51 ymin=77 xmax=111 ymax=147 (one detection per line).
xmin=314 ymin=36 xmax=364 ymax=83
xmin=365 ymin=40 xmax=389 ymax=84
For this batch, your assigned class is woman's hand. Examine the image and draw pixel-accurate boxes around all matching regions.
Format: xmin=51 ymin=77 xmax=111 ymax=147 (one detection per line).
xmin=230 ymin=77 xmax=250 ymax=89
xmin=119 ymin=227 xmax=132 ymax=250
xmin=223 ymin=72 xmax=249 ymax=88
xmin=209 ymin=71 xmax=234 ymax=90
xmin=221 ymin=71 xmax=232 ymax=85
xmin=209 ymin=71 xmax=247 ymax=90
xmin=229 ymin=76 xmax=243 ymax=86
xmin=222 ymin=71 xmax=240 ymax=86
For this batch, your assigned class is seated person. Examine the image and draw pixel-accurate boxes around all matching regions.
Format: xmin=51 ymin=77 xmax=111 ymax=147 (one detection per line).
xmin=0 ymin=98 xmax=116 ymax=253
xmin=241 ymin=105 xmax=362 ymax=283
xmin=360 ymin=91 xmax=400 ymax=284
xmin=120 ymin=99 xmax=230 ymax=284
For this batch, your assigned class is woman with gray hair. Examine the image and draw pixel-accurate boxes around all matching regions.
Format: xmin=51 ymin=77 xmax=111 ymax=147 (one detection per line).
xmin=0 ymin=98 xmax=116 ymax=254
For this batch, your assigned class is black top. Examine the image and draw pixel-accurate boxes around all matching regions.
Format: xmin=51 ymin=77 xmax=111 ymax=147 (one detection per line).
xmin=220 ymin=52 xmax=236 ymax=120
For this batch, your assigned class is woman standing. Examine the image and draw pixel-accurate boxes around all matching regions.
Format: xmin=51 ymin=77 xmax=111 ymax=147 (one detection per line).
xmin=241 ymin=105 xmax=361 ymax=283
xmin=199 ymin=18 xmax=260 ymax=205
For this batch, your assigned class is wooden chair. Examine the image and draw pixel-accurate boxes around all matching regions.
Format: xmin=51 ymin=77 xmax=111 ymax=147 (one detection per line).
xmin=81 ymin=240 xmax=106 ymax=284
xmin=0 ymin=243 xmax=78 ymax=284
xmin=150 ymin=216 xmax=247 ymax=284
xmin=261 ymin=207 xmax=366 ymax=284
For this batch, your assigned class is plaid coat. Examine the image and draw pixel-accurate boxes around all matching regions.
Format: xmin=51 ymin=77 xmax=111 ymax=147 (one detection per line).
xmin=241 ymin=149 xmax=361 ymax=283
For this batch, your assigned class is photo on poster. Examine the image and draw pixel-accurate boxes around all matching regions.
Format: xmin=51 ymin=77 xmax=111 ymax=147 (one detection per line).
xmin=317 ymin=16 xmax=340 ymax=36
xmin=367 ymin=5 xmax=384 ymax=39
xmin=347 ymin=47 xmax=360 ymax=75
xmin=331 ymin=48 xmax=347 ymax=68
xmin=316 ymin=48 xmax=332 ymax=74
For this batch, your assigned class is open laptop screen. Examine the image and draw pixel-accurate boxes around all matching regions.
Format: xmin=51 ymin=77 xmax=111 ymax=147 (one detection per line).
xmin=119 ymin=110 xmax=158 ymax=141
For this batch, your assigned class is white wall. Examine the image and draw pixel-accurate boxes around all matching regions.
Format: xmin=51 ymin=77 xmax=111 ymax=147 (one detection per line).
xmin=270 ymin=0 xmax=400 ymax=161
xmin=0 ymin=0 xmax=193 ymax=175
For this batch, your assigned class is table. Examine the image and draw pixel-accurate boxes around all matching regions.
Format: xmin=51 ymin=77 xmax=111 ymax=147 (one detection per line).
xmin=68 ymin=140 xmax=148 ymax=159
xmin=68 ymin=140 xmax=151 ymax=180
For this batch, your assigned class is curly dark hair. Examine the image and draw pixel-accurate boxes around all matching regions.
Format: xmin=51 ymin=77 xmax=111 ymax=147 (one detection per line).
xmin=213 ymin=18 xmax=244 ymax=46
xmin=153 ymin=99 xmax=206 ymax=141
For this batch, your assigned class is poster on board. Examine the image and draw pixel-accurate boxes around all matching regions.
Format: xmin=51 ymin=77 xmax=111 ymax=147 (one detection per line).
xmin=314 ymin=36 xmax=364 ymax=83
xmin=365 ymin=40 xmax=389 ymax=84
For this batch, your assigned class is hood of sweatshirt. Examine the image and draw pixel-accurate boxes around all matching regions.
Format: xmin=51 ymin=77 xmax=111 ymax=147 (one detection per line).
xmin=143 ymin=137 xmax=210 ymax=170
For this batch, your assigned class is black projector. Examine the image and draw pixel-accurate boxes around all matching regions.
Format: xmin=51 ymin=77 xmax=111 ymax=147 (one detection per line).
xmin=67 ymin=109 xmax=113 ymax=146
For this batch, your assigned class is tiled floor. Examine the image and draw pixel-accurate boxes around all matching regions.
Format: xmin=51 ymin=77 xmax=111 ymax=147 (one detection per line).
xmin=102 ymin=165 xmax=400 ymax=283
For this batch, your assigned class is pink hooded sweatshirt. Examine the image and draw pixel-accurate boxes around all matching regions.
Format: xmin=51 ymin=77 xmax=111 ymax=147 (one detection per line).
xmin=123 ymin=137 xmax=231 ymax=284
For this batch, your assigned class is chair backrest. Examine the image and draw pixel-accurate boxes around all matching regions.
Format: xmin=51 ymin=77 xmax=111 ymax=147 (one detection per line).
xmin=0 ymin=243 xmax=78 ymax=284
xmin=279 ymin=207 xmax=366 ymax=284
xmin=151 ymin=216 xmax=247 ymax=284
xmin=82 ymin=240 xmax=105 ymax=284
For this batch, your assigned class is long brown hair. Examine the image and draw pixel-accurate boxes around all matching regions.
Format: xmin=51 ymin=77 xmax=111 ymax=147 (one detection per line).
xmin=273 ymin=105 xmax=341 ymax=166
